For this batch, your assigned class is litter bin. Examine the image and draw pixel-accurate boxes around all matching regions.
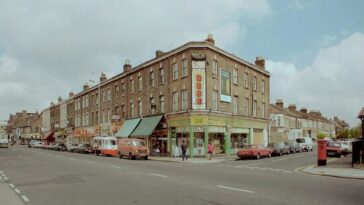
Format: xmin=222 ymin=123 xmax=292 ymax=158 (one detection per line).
xmin=352 ymin=139 xmax=363 ymax=166
xmin=317 ymin=139 xmax=327 ymax=166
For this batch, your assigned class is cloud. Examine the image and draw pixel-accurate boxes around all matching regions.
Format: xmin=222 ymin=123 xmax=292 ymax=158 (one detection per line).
xmin=267 ymin=32 xmax=364 ymax=126
xmin=0 ymin=0 xmax=271 ymax=120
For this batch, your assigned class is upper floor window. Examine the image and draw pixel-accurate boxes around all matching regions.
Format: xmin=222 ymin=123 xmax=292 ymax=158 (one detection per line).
xmin=172 ymin=63 xmax=178 ymax=80
xmin=138 ymin=100 xmax=143 ymax=116
xmin=261 ymin=79 xmax=265 ymax=94
xmin=149 ymin=71 xmax=155 ymax=86
xmin=253 ymin=100 xmax=257 ymax=117
xmin=172 ymin=92 xmax=178 ymax=112
xmin=85 ymin=95 xmax=89 ymax=107
xmin=261 ymin=102 xmax=265 ymax=118
xmin=244 ymin=72 xmax=249 ymax=87
xmin=253 ymin=76 xmax=257 ymax=91
xmin=103 ymin=91 xmax=107 ymax=102
xmin=107 ymin=89 xmax=111 ymax=101
xmin=212 ymin=90 xmax=218 ymax=110
xmin=138 ymin=76 xmax=143 ymax=91
xmin=130 ymin=101 xmax=134 ymax=117
xmin=150 ymin=97 xmax=156 ymax=114
xmin=212 ymin=60 xmax=218 ymax=78
xmin=159 ymin=68 xmax=165 ymax=84
xmin=244 ymin=98 xmax=249 ymax=116
xmin=130 ymin=79 xmax=134 ymax=93
xmin=233 ymin=96 xmax=238 ymax=114
xmin=121 ymin=83 xmax=126 ymax=95
xmin=233 ymin=68 xmax=238 ymax=84
xmin=182 ymin=59 xmax=188 ymax=77
xmin=181 ymin=90 xmax=187 ymax=111
xmin=115 ymin=85 xmax=119 ymax=98
xmin=159 ymin=95 xmax=165 ymax=113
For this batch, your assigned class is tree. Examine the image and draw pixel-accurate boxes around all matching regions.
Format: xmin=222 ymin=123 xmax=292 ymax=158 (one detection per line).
xmin=350 ymin=124 xmax=361 ymax=138
xmin=337 ymin=128 xmax=350 ymax=139
xmin=316 ymin=132 xmax=327 ymax=140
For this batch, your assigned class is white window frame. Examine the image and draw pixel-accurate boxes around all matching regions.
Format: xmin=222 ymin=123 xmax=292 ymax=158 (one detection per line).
xmin=172 ymin=92 xmax=178 ymax=112
xmin=181 ymin=90 xmax=187 ymax=111
xmin=212 ymin=60 xmax=218 ymax=78
xmin=160 ymin=95 xmax=165 ymax=113
xmin=212 ymin=90 xmax=218 ymax=110
xmin=233 ymin=68 xmax=238 ymax=84
xmin=159 ymin=68 xmax=165 ymax=84
xmin=182 ymin=59 xmax=188 ymax=77
xmin=138 ymin=76 xmax=143 ymax=91
xmin=233 ymin=96 xmax=238 ymax=114
xmin=172 ymin=63 xmax=178 ymax=80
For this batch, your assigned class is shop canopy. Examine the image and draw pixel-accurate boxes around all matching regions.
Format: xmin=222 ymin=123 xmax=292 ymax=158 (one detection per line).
xmin=130 ymin=115 xmax=163 ymax=138
xmin=42 ymin=131 xmax=55 ymax=142
xmin=115 ymin=118 xmax=141 ymax=138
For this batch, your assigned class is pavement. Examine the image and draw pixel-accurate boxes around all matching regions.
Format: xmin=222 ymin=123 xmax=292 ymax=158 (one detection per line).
xmin=299 ymin=154 xmax=364 ymax=179
xmin=1 ymin=145 xmax=364 ymax=205
xmin=149 ymin=155 xmax=237 ymax=163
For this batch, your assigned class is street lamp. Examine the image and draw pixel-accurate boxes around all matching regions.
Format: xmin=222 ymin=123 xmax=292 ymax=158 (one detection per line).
xmin=358 ymin=107 xmax=364 ymax=162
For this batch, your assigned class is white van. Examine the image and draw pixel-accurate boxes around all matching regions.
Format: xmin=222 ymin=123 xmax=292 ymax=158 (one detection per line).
xmin=296 ymin=137 xmax=314 ymax=152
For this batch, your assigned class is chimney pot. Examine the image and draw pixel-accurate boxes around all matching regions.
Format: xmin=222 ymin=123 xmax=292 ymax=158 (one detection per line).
xmin=255 ymin=56 xmax=265 ymax=69
xmin=69 ymin=91 xmax=74 ymax=98
xmin=275 ymin=99 xmax=284 ymax=108
xmin=100 ymin=72 xmax=107 ymax=82
xmin=83 ymin=83 xmax=90 ymax=91
xmin=123 ymin=60 xmax=132 ymax=72
xmin=205 ymin=34 xmax=215 ymax=45
xmin=155 ymin=50 xmax=165 ymax=58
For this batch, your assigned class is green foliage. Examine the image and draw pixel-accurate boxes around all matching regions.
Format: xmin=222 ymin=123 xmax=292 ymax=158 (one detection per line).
xmin=350 ymin=124 xmax=362 ymax=138
xmin=316 ymin=132 xmax=327 ymax=140
xmin=337 ymin=128 xmax=350 ymax=139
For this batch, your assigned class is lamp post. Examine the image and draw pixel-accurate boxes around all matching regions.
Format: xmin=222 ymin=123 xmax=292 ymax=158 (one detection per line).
xmin=89 ymin=79 xmax=101 ymax=136
xmin=358 ymin=107 xmax=364 ymax=163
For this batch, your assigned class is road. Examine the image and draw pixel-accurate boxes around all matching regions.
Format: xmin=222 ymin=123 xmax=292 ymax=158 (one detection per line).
xmin=1 ymin=145 xmax=363 ymax=205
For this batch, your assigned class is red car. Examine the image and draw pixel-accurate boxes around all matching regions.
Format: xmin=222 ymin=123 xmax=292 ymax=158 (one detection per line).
xmin=326 ymin=142 xmax=342 ymax=158
xmin=237 ymin=144 xmax=272 ymax=160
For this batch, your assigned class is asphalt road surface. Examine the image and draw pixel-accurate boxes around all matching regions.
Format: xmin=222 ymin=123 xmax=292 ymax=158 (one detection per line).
xmin=1 ymin=145 xmax=363 ymax=205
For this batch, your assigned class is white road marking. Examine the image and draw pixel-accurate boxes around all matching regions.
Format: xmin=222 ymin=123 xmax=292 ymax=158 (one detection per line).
xmin=4 ymin=177 xmax=8 ymax=180
xmin=282 ymin=170 xmax=292 ymax=173
xmin=246 ymin=163 xmax=263 ymax=166
xmin=1 ymin=173 xmax=5 ymax=177
xmin=272 ymin=158 xmax=289 ymax=162
xmin=111 ymin=165 xmax=122 ymax=169
xmin=14 ymin=189 xmax=21 ymax=194
xmin=0 ymin=171 xmax=3 ymax=174
xmin=69 ymin=158 xmax=75 ymax=160
xmin=85 ymin=161 xmax=95 ymax=164
xmin=149 ymin=173 xmax=168 ymax=178
xmin=216 ymin=185 xmax=255 ymax=194
xmin=9 ymin=184 xmax=15 ymax=188
xmin=21 ymin=195 xmax=30 ymax=202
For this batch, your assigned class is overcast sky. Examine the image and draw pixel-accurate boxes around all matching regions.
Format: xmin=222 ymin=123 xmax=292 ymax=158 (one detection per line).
xmin=0 ymin=0 xmax=363 ymax=126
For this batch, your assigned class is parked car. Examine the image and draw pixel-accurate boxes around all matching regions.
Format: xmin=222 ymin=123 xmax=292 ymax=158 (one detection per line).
xmin=34 ymin=142 xmax=43 ymax=148
xmin=267 ymin=142 xmax=290 ymax=156
xmin=67 ymin=144 xmax=79 ymax=152
xmin=296 ymin=137 xmax=314 ymax=152
xmin=53 ymin=143 xmax=67 ymax=151
xmin=75 ymin=144 xmax=93 ymax=154
xmin=41 ymin=143 xmax=51 ymax=149
xmin=338 ymin=141 xmax=352 ymax=154
xmin=117 ymin=138 xmax=149 ymax=160
xmin=237 ymin=144 xmax=272 ymax=160
xmin=326 ymin=141 xmax=342 ymax=158
xmin=284 ymin=141 xmax=301 ymax=153
xmin=28 ymin=140 xmax=38 ymax=148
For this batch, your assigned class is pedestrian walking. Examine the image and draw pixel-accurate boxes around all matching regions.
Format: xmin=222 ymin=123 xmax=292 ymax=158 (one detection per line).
xmin=181 ymin=140 xmax=188 ymax=161
xmin=207 ymin=141 xmax=214 ymax=160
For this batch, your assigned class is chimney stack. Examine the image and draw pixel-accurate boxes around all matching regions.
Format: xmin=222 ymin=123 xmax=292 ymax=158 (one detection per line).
xmin=100 ymin=72 xmax=107 ymax=83
xmin=83 ymin=83 xmax=90 ymax=91
xmin=275 ymin=99 xmax=284 ymax=108
xmin=300 ymin=108 xmax=307 ymax=114
xmin=288 ymin=104 xmax=296 ymax=111
xmin=58 ymin=97 xmax=63 ymax=103
xmin=69 ymin=91 xmax=74 ymax=98
xmin=155 ymin=50 xmax=165 ymax=58
xmin=123 ymin=60 xmax=132 ymax=72
xmin=205 ymin=34 xmax=215 ymax=45
xmin=255 ymin=56 xmax=265 ymax=69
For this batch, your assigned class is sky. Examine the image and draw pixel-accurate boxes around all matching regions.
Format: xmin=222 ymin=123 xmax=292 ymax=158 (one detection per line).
xmin=0 ymin=0 xmax=363 ymax=126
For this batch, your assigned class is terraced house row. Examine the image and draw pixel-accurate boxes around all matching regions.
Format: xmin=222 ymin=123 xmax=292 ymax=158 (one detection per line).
xmin=6 ymin=35 xmax=348 ymax=157
xmin=269 ymin=99 xmax=349 ymax=142
xmin=6 ymin=35 xmax=271 ymax=157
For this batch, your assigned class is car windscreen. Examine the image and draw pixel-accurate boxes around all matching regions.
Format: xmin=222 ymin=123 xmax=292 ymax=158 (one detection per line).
xmin=131 ymin=140 xmax=144 ymax=147
xmin=328 ymin=142 xmax=340 ymax=147
xmin=243 ymin=145 xmax=256 ymax=149
xmin=296 ymin=138 xmax=305 ymax=143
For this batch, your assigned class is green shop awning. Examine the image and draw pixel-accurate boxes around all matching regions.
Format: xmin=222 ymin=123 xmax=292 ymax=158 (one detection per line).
xmin=115 ymin=118 xmax=141 ymax=138
xmin=130 ymin=115 xmax=163 ymax=137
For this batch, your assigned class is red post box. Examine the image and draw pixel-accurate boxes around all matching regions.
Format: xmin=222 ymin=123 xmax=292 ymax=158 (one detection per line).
xmin=317 ymin=139 xmax=327 ymax=166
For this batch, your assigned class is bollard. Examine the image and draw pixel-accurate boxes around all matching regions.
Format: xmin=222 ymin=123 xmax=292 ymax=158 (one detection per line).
xmin=317 ymin=139 xmax=327 ymax=166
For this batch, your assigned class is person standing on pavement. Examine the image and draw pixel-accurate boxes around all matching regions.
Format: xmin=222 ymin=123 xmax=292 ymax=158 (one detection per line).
xmin=181 ymin=140 xmax=188 ymax=161
xmin=207 ymin=141 xmax=214 ymax=160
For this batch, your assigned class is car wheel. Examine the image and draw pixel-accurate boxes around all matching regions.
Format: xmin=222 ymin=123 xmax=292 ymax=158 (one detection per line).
xmin=129 ymin=153 xmax=133 ymax=160
xmin=144 ymin=156 xmax=148 ymax=160
xmin=256 ymin=153 xmax=260 ymax=160
xmin=119 ymin=154 xmax=123 ymax=159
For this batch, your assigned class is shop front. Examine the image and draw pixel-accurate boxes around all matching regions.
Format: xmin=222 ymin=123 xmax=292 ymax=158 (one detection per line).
xmin=73 ymin=127 xmax=97 ymax=145
xmin=168 ymin=114 xmax=268 ymax=158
